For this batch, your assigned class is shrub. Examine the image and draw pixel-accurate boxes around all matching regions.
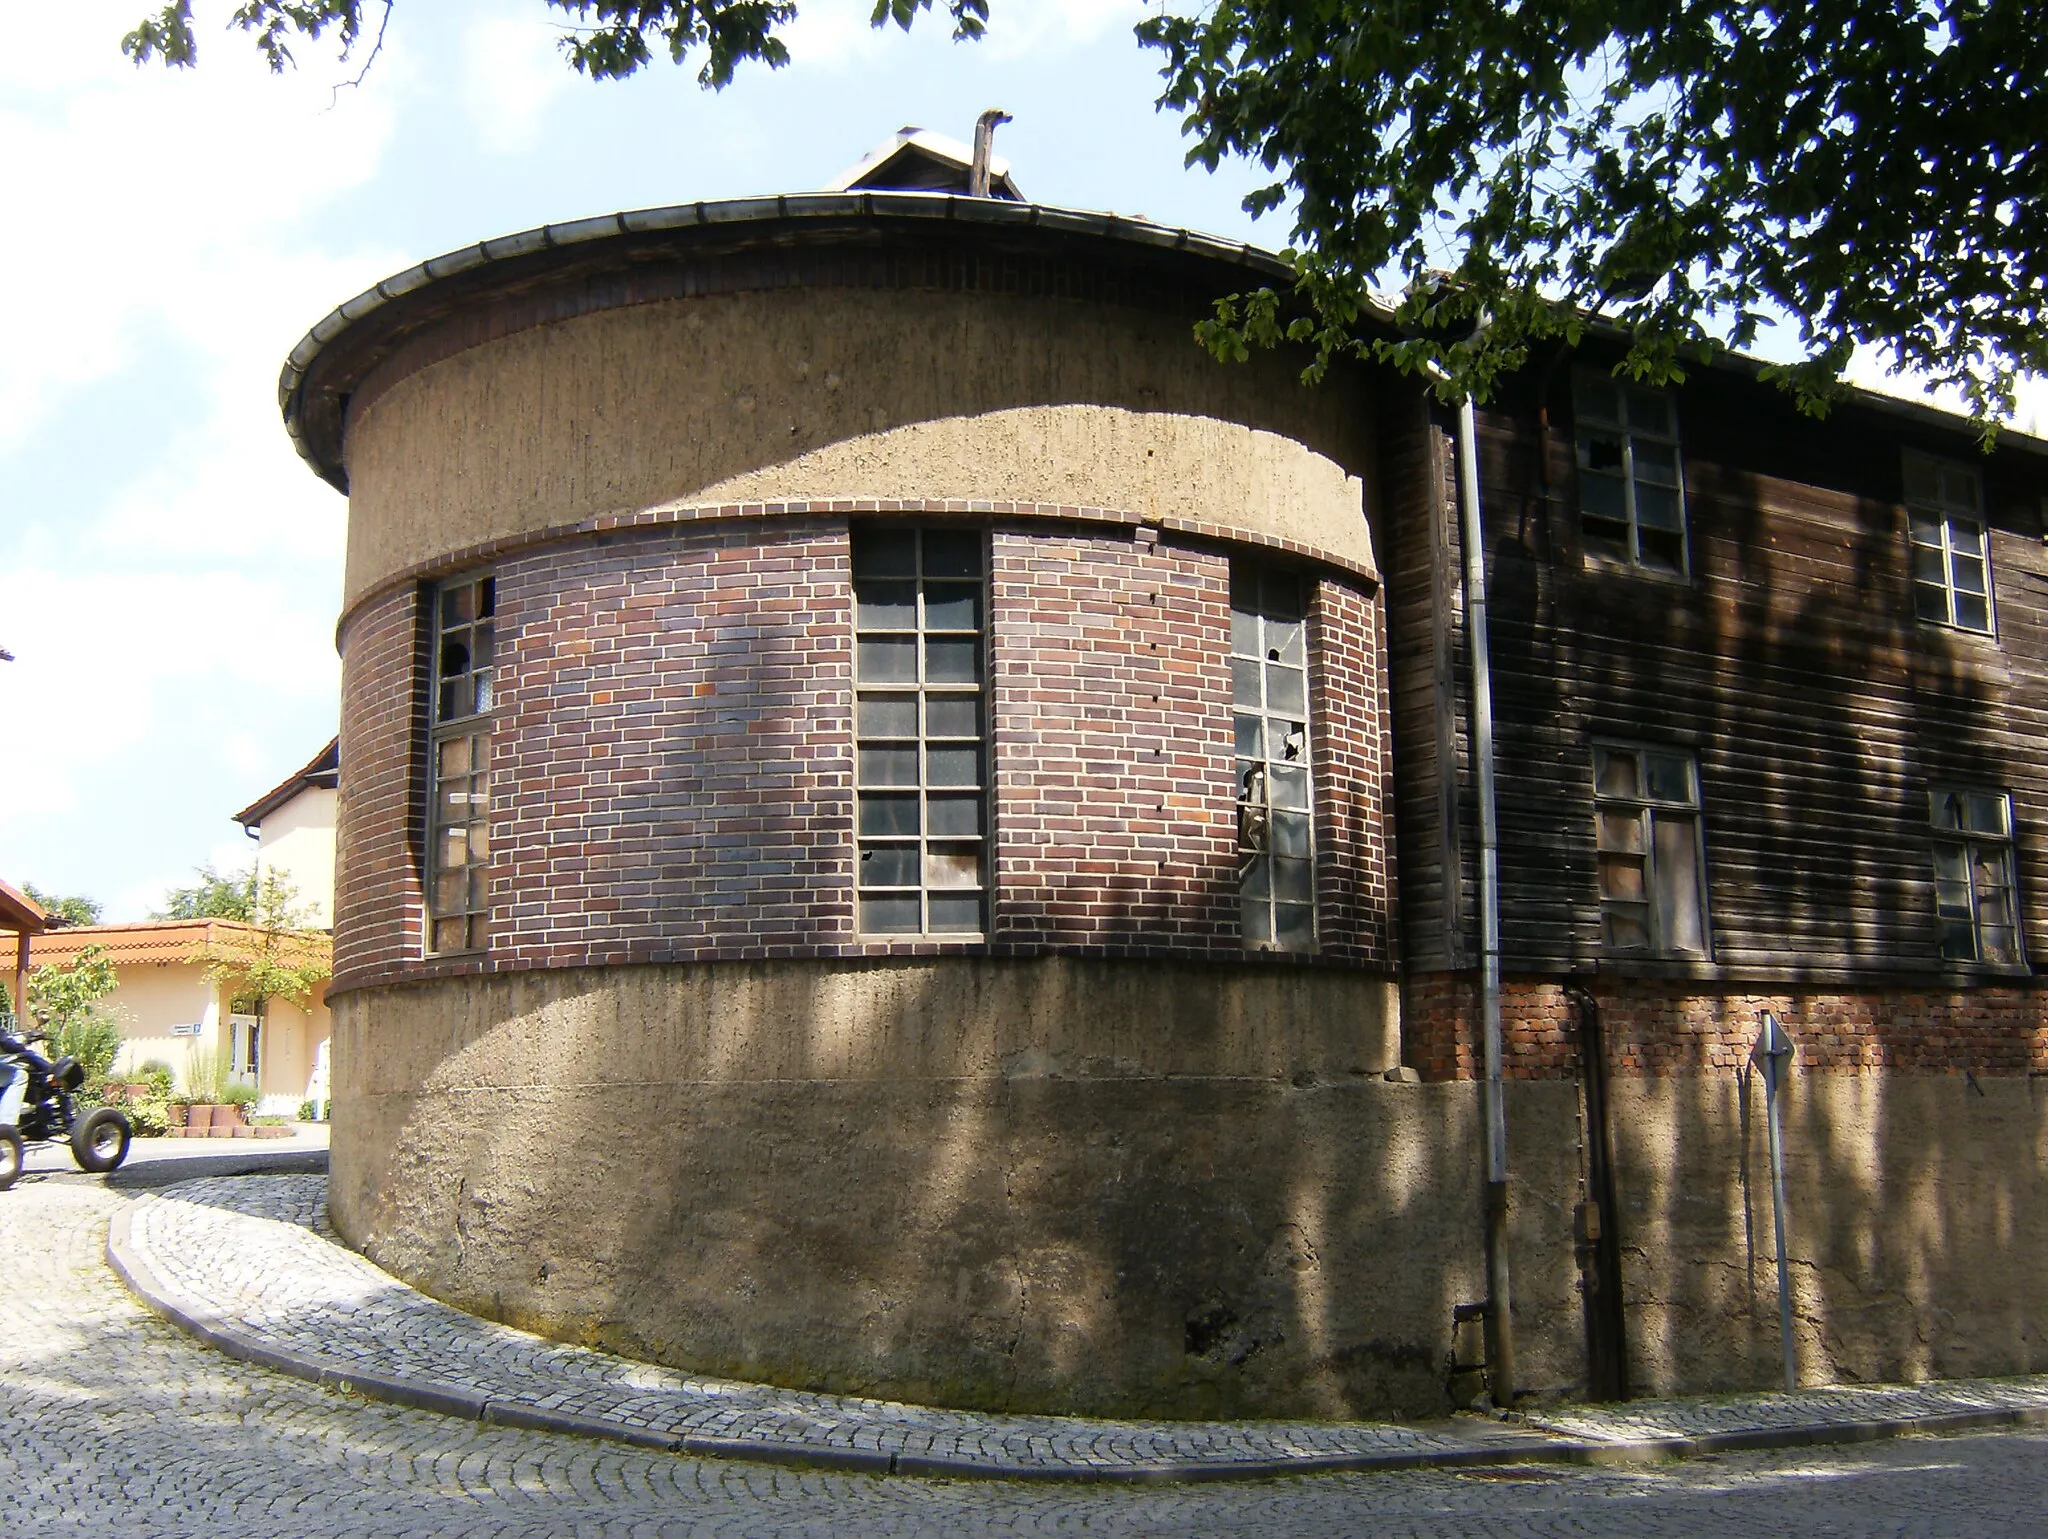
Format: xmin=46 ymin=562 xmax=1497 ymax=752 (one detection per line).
xmin=185 ymin=1043 xmax=228 ymax=1104
xmin=50 ymin=1014 xmax=123 ymax=1087
xmin=138 ymin=1060 xmax=176 ymax=1098
xmin=221 ymin=1081 xmax=259 ymax=1109
xmin=129 ymin=1099 xmax=171 ymax=1137
xmin=253 ymin=1114 xmax=290 ymax=1127
xmin=297 ymin=1098 xmax=329 ymax=1122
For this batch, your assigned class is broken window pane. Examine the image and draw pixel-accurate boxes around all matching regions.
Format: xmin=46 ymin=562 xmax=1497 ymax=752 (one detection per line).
xmin=1906 ymin=455 xmax=1994 ymax=634
xmin=1929 ymin=787 xmax=2023 ymax=965
xmin=1594 ymin=742 xmax=1708 ymax=957
xmin=853 ymin=527 xmax=988 ymax=936
xmin=428 ymin=578 xmax=494 ymax=955
xmin=1653 ymin=818 xmax=1705 ymax=953
xmin=1232 ymin=563 xmax=1318 ymax=952
xmin=1577 ymin=374 xmax=1686 ymax=575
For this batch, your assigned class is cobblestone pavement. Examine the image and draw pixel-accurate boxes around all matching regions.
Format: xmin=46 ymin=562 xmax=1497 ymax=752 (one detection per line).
xmin=117 ymin=1175 xmax=2048 ymax=1480
xmin=7 ymin=1174 xmax=2048 ymax=1535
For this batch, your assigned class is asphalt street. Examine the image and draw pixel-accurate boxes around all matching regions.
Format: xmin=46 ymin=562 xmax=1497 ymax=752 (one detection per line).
xmin=5 ymin=1165 xmax=2045 ymax=1537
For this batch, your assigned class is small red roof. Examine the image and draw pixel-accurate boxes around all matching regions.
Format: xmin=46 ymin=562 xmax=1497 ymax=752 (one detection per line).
xmin=0 ymin=879 xmax=51 ymax=936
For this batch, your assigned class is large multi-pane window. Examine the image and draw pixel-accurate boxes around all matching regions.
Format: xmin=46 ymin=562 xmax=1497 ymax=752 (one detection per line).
xmin=1232 ymin=565 xmax=1317 ymax=951
xmin=427 ymin=572 xmax=494 ymax=954
xmin=852 ymin=528 xmax=988 ymax=935
xmin=1906 ymin=454 xmax=1994 ymax=634
xmin=1575 ymin=375 xmax=1687 ymax=575
xmin=1593 ymin=744 xmax=1709 ymax=956
xmin=1931 ymin=787 xmax=2022 ymax=963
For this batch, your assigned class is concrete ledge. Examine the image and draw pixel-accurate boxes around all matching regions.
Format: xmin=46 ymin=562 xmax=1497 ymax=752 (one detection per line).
xmin=105 ymin=1176 xmax=2048 ymax=1484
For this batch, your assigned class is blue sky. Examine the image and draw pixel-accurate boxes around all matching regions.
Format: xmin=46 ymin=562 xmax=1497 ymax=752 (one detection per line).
xmin=2 ymin=1 xmax=2039 ymax=922
xmin=0 ymin=0 xmax=1279 ymax=921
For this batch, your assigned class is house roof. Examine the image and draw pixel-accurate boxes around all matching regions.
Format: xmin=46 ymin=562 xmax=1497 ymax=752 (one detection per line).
xmin=233 ymin=737 xmax=339 ymax=830
xmin=0 ymin=879 xmax=50 ymax=936
xmin=20 ymin=920 xmax=327 ymax=971
xmin=821 ymin=127 xmax=1023 ymax=200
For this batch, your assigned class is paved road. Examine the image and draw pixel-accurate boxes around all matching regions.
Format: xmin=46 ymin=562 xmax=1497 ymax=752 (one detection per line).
xmin=5 ymin=1174 xmax=2046 ymax=1537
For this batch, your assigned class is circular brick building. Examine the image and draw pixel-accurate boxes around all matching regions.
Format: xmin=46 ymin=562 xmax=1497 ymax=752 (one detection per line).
xmin=290 ymin=188 xmax=1431 ymax=1418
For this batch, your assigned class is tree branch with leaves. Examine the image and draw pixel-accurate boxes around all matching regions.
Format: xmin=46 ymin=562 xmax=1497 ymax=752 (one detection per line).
xmin=124 ymin=0 xmax=2046 ymax=426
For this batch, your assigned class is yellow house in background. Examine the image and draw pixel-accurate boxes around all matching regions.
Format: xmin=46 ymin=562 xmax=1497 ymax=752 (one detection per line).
xmin=234 ymin=739 xmax=339 ymax=929
xmin=30 ymin=921 xmax=331 ymax=1112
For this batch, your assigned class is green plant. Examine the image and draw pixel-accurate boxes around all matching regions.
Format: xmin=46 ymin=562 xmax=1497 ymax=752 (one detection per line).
xmin=221 ymin=1081 xmax=260 ymax=1109
xmin=142 ymin=1064 xmax=175 ymax=1098
xmin=253 ymin=1114 xmax=290 ymax=1127
xmin=130 ymin=1098 xmax=171 ymax=1137
xmin=185 ymin=1043 xmax=228 ymax=1104
xmin=50 ymin=1014 xmax=124 ymax=1086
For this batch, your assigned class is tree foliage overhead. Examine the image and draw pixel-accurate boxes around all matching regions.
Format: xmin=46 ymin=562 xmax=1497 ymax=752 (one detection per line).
xmin=126 ymin=0 xmax=2046 ymax=421
xmin=193 ymin=872 xmax=332 ymax=1016
xmin=124 ymin=0 xmax=987 ymax=87
xmin=21 ymin=884 xmax=102 ymax=928
xmin=154 ymin=862 xmax=258 ymax=923
xmin=1143 ymin=0 xmax=2048 ymax=420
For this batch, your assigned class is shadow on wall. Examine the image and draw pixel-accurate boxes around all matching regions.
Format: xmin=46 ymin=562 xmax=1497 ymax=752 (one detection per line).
xmin=1599 ymin=1058 xmax=2048 ymax=1396
xmin=325 ymin=939 xmax=1491 ymax=1423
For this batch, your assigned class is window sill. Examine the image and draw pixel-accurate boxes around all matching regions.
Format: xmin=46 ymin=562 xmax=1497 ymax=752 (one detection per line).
xmin=1577 ymin=554 xmax=1693 ymax=587
xmin=1588 ymin=955 xmax=2035 ymax=987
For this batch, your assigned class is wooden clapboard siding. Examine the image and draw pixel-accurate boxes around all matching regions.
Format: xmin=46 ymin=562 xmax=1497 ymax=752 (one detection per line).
xmin=1384 ymin=353 xmax=2048 ymax=983
xmin=1379 ymin=394 xmax=1468 ymax=969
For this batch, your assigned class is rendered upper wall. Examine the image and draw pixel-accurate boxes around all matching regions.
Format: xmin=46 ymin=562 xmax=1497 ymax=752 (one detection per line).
xmin=282 ymin=201 xmax=1381 ymax=614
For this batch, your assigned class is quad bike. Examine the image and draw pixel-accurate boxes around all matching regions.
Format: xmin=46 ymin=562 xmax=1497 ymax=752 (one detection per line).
xmin=0 ymin=1031 xmax=132 ymax=1190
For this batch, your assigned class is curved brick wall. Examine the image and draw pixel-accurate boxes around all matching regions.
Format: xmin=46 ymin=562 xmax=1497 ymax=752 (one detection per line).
xmin=322 ymin=212 xmax=1411 ymax=1416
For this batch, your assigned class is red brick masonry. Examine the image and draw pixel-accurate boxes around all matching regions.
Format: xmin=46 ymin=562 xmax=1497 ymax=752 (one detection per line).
xmin=1404 ymin=971 xmax=2048 ymax=1080
xmin=331 ymin=518 xmax=1396 ymax=991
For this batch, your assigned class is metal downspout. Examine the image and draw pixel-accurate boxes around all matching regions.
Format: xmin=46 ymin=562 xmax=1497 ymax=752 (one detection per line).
xmin=1454 ymin=394 xmax=1515 ymax=1408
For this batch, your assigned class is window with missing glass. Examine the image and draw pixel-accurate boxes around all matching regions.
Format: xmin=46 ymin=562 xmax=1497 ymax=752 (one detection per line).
xmin=1593 ymin=744 xmax=1709 ymax=956
xmin=1232 ymin=565 xmax=1317 ymax=951
xmin=1931 ymin=788 xmax=2022 ymax=963
xmin=1575 ymin=374 xmax=1687 ymax=575
xmin=427 ymin=572 xmax=494 ymax=954
xmin=1906 ymin=454 xmax=1994 ymax=635
xmin=852 ymin=528 xmax=988 ymax=936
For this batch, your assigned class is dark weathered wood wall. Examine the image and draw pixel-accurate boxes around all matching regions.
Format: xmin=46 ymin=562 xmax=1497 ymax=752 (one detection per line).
xmin=1382 ymin=355 xmax=2048 ymax=984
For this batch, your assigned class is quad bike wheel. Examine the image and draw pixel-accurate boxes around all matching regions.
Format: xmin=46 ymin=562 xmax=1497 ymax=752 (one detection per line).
xmin=0 ymin=1126 xmax=21 ymax=1191
xmin=71 ymin=1107 xmax=131 ymax=1174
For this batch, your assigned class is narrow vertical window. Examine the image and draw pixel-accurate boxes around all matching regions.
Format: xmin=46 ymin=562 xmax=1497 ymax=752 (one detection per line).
xmin=427 ymin=572 xmax=494 ymax=954
xmin=852 ymin=528 xmax=987 ymax=935
xmin=1593 ymin=744 xmax=1709 ymax=956
xmin=1906 ymin=454 xmax=1994 ymax=634
xmin=1575 ymin=374 xmax=1687 ymax=575
xmin=1931 ymin=788 xmax=2021 ymax=963
xmin=1233 ymin=565 xmax=1316 ymax=951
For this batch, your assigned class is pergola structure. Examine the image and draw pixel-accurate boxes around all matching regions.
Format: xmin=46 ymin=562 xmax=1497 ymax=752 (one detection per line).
xmin=0 ymin=879 xmax=50 ymax=1025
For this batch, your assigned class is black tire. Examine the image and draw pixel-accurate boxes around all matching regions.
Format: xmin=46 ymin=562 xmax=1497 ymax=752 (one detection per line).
xmin=71 ymin=1108 xmax=131 ymax=1173
xmin=0 ymin=1127 xmax=21 ymax=1191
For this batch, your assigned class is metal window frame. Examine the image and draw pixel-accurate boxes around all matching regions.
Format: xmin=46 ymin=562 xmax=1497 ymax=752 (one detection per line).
xmin=1231 ymin=562 xmax=1320 ymax=954
xmin=1573 ymin=371 xmax=1691 ymax=578
xmin=425 ymin=570 xmax=495 ymax=956
xmin=851 ymin=526 xmax=991 ymax=939
xmin=1904 ymin=451 xmax=1996 ymax=637
xmin=1591 ymin=741 xmax=1712 ymax=959
xmin=1928 ymin=785 xmax=2025 ymax=965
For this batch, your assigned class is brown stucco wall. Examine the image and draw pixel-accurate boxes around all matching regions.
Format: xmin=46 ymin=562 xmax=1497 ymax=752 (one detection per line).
xmin=339 ymin=289 xmax=1377 ymax=608
xmin=327 ymin=959 xmax=1435 ymax=1419
xmin=1596 ymin=1071 xmax=2048 ymax=1393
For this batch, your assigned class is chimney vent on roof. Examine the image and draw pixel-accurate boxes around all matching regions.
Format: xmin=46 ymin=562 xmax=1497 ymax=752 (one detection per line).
xmin=969 ymin=109 xmax=1012 ymax=198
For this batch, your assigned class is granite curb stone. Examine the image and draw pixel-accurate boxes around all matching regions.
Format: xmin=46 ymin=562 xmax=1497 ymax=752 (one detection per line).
xmin=107 ymin=1174 xmax=2048 ymax=1485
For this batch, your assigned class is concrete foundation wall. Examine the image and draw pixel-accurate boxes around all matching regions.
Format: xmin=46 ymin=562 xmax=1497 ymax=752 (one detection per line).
xmin=325 ymin=958 xmax=1497 ymax=1420
xmin=1596 ymin=1071 xmax=2048 ymax=1393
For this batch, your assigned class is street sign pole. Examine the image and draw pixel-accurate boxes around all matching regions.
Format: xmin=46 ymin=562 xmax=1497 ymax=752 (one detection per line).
xmin=1754 ymin=1011 xmax=1797 ymax=1392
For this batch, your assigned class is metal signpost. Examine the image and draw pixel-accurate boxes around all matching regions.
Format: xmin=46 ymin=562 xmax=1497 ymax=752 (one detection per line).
xmin=1753 ymin=1011 xmax=1797 ymax=1392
